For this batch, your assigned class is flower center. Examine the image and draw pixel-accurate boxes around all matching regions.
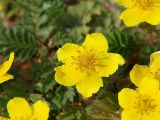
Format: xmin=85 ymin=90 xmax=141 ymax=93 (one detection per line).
xmin=71 ymin=49 xmax=97 ymax=71
xmin=134 ymin=95 xmax=157 ymax=115
xmin=137 ymin=0 xmax=160 ymax=10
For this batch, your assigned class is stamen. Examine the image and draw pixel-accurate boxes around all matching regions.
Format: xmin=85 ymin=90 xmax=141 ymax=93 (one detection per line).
xmin=71 ymin=48 xmax=108 ymax=71
xmin=137 ymin=0 xmax=160 ymax=10
xmin=133 ymin=95 xmax=157 ymax=115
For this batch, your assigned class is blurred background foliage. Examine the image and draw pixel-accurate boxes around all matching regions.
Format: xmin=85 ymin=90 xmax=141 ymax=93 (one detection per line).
xmin=0 ymin=0 xmax=160 ymax=120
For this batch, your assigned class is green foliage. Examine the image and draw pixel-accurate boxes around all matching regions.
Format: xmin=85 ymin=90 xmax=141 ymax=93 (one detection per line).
xmin=0 ymin=97 xmax=8 ymax=117
xmin=140 ymin=41 xmax=160 ymax=64
xmin=105 ymin=32 xmax=137 ymax=58
xmin=32 ymin=58 xmax=56 ymax=93
xmin=0 ymin=0 xmax=160 ymax=120
xmin=30 ymin=58 xmax=77 ymax=119
xmin=0 ymin=27 xmax=39 ymax=59
xmin=59 ymin=104 xmax=93 ymax=120
xmin=2 ymin=80 xmax=29 ymax=98
xmin=52 ymin=32 xmax=83 ymax=47
xmin=52 ymin=87 xmax=75 ymax=109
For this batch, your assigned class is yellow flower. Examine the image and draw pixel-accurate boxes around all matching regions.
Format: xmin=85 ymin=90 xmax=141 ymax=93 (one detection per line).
xmin=0 ymin=97 xmax=50 ymax=120
xmin=118 ymin=77 xmax=160 ymax=120
xmin=55 ymin=33 xmax=125 ymax=97
xmin=130 ymin=51 xmax=160 ymax=87
xmin=0 ymin=52 xmax=14 ymax=84
xmin=116 ymin=0 xmax=160 ymax=27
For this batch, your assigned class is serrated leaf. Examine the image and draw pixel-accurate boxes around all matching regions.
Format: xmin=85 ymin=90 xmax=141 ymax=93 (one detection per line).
xmin=61 ymin=87 xmax=75 ymax=105
xmin=0 ymin=27 xmax=39 ymax=60
xmin=105 ymin=32 xmax=137 ymax=58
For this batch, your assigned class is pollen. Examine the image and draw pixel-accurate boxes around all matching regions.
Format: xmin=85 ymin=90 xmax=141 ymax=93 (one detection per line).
xmin=134 ymin=94 xmax=157 ymax=115
xmin=137 ymin=0 xmax=160 ymax=10
xmin=71 ymin=49 xmax=97 ymax=71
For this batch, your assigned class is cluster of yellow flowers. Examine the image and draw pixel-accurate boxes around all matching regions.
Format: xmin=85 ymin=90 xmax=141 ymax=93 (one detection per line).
xmin=119 ymin=52 xmax=160 ymax=120
xmin=115 ymin=0 xmax=160 ymax=119
xmin=0 ymin=53 xmax=50 ymax=120
xmin=0 ymin=33 xmax=125 ymax=119
xmin=2 ymin=34 xmax=160 ymax=120
xmin=1 ymin=0 xmax=160 ymax=119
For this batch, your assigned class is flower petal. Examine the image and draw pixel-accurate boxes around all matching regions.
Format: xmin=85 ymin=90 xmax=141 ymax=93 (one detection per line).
xmin=118 ymin=88 xmax=137 ymax=109
xmin=145 ymin=8 xmax=160 ymax=25
xmin=82 ymin=33 xmax=108 ymax=52
xmin=0 ymin=52 xmax=14 ymax=76
xmin=32 ymin=100 xmax=50 ymax=120
xmin=150 ymin=51 xmax=160 ymax=73
xmin=108 ymin=53 xmax=125 ymax=65
xmin=121 ymin=110 xmax=142 ymax=120
xmin=0 ymin=73 xmax=14 ymax=84
xmin=0 ymin=117 xmax=9 ymax=120
xmin=139 ymin=77 xmax=159 ymax=95
xmin=57 ymin=43 xmax=81 ymax=63
xmin=142 ymin=112 xmax=160 ymax=120
xmin=76 ymin=71 xmax=103 ymax=98
xmin=55 ymin=65 xmax=85 ymax=86
xmin=154 ymin=91 xmax=160 ymax=110
xmin=95 ymin=53 xmax=124 ymax=77
xmin=7 ymin=97 xmax=32 ymax=119
xmin=120 ymin=7 xmax=145 ymax=27
xmin=130 ymin=64 xmax=149 ymax=87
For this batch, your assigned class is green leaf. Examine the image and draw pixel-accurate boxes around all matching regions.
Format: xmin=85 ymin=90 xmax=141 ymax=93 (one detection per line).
xmin=0 ymin=27 xmax=39 ymax=60
xmin=2 ymin=81 xmax=29 ymax=98
xmin=61 ymin=87 xmax=75 ymax=105
xmin=52 ymin=87 xmax=75 ymax=109
xmin=0 ymin=97 xmax=8 ymax=117
xmin=105 ymin=32 xmax=137 ymax=58
xmin=30 ymin=93 xmax=43 ymax=103
xmin=32 ymin=58 xmax=56 ymax=93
